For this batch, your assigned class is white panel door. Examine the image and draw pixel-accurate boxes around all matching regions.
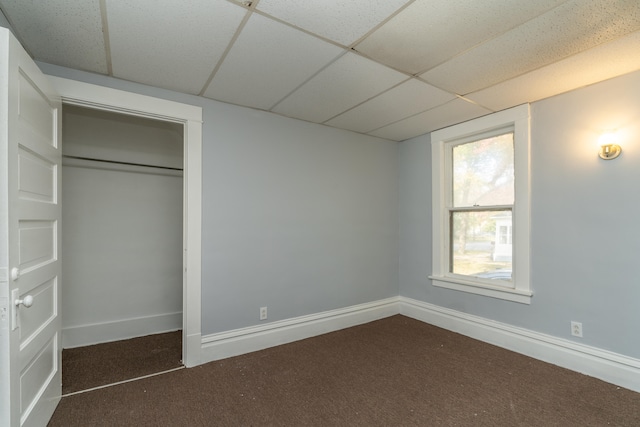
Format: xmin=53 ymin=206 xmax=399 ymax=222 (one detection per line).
xmin=0 ymin=28 xmax=62 ymax=427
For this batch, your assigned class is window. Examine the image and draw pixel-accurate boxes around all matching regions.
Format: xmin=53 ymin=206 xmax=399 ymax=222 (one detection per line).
xmin=430 ymin=104 xmax=531 ymax=304
xmin=498 ymin=226 xmax=512 ymax=245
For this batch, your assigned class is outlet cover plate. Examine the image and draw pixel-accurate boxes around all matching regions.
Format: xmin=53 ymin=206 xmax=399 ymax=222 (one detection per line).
xmin=571 ymin=321 xmax=583 ymax=337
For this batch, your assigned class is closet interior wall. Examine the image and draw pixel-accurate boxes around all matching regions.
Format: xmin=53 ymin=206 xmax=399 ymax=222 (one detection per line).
xmin=61 ymin=105 xmax=184 ymax=348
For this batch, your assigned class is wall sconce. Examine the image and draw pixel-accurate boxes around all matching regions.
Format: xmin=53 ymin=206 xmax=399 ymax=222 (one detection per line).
xmin=598 ymin=131 xmax=621 ymax=160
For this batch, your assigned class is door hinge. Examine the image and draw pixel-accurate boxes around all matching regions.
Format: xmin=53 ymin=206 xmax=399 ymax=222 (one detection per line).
xmin=0 ymin=297 xmax=8 ymax=326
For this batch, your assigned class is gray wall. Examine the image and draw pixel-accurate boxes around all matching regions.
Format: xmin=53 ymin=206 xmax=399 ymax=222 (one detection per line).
xmin=203 ymin=110 xmax=398 ymax=333
xmin=40 ymin=62 xmax=399 ymax=336
xmin=399 ymin=70 xmax=640 ymax=359
xmin=37 ymin=58 xmax=640 ymax=360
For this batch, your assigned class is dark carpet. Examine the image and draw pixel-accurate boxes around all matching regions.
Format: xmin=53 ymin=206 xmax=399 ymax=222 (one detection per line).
xmin=50 ymin=315 xmax=640 ymax=426
xmin=62 ymin=330 xmax=182 ymax=395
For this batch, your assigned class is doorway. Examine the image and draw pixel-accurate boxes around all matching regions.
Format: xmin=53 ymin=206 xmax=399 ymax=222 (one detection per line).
xmin=49 ymin=76 xmax=204 ymax=369
xmin=60 ymin=105 xmax=185 ymax=392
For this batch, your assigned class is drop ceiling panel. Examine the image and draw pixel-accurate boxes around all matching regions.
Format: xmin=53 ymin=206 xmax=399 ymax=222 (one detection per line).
xmin=256 ymin=0 xmax=411 ymax=46
xmin=355 ymin=0 xmax=567 ymax=75
xmin=272 ymin=53 xmax=407 ymax=124
xmin=0 ymin=0 xmax=107 ymax=73
xmin=107 ymin=0 xmax=246 ymax=95
xmin=203 ymin=13 xmax=342 ymax=110
xmin=467 ymin=30 xmax=640 ymax=111
xmin=3 ymin=0 xmax=640 ymax=142
xmin=326 ymin=79 xmax=456 ymax=133
xmin=369 ymin=98 xmax=491 ymax=141
xmin=421 ymin=0 xmax=640 ymax=95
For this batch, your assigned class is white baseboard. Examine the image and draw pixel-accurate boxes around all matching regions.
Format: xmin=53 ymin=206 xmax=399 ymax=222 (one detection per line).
xmin=198 ymin=296 xmax=639 ymax=393
xmin=62 ymin=311 xmax=183 ymax=348
xmin=200 ymin=297 xmax=400 ymax=363
xmin=183 ymin=331 xmax=202 ymax=368
xmin=399 ymin=296 xmax=640 ymax=393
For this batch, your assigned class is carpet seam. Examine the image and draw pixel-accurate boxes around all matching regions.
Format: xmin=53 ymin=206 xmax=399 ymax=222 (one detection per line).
xmin=62 ymin=366 xmax=185 ymax=397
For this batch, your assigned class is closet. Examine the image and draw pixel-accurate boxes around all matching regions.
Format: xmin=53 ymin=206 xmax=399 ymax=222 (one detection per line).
xmin=60 ymin=105 xmax=184 ymax=349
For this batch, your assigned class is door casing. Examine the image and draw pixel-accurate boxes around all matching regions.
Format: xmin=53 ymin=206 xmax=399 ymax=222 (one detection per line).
xmin=49 ymin=76 xmax=203 ymax=367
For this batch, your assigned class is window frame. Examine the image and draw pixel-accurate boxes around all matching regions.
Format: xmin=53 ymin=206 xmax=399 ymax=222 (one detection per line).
xmin=430 ymin=104 xmax=531 ymax=304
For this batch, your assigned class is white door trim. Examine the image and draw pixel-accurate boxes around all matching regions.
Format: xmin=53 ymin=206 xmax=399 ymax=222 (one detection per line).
xmin=48 ymin=76 xmax=203 ymax=367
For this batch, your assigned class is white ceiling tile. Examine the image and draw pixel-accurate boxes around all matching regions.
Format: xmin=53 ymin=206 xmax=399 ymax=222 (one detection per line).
xmin=369 ymin=98 xmax=491 ymax=141
xmin=272 ymin=53 xmax=407 ymax=124
xmin=467 ymin=30 xmax=640 ymax=111
xmin=107 ymin=0 xmax=246 ymax=94
xmin=421 ymin=0 xmax=640 ymax=95
xmin=3 ymin=0 xmax=639 ymax=141
xmin=0 ymin=0 xmax=107 ymax=73
xmin=326 ymin=79 xmax=455 ymax=133
xmin=355 ymin=0 xmax=567 ymax=75
xmin=256 ymin=0 xmax=410 ymax=46
xmin=203 ymin=13 xmax=342 ymax=110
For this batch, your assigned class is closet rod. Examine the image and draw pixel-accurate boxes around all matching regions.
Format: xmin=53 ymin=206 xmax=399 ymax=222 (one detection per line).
xmin=62 ymin=155 xmax=183 ymax=171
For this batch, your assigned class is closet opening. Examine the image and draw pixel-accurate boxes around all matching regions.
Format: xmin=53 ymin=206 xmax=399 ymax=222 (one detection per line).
xmin=60 ymin=105 xmax=185 ymax=393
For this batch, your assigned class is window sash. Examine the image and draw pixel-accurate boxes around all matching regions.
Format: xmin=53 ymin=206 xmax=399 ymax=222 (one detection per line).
xmin=445 ymin=129 xmax=515 ymax=285
xmin=448 ymin=207 xmax=513 ymax=281
xmin=444 ymin=128 xmax=514 ymax=208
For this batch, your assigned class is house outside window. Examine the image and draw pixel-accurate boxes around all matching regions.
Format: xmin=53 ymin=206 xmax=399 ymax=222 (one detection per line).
xmin=494 ymin=214 xmax=513 ymax=262
xmin=430 ymin=105 xmax=531 ymax=304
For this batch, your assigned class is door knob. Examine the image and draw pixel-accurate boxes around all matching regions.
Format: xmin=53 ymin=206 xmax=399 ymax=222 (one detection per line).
xmin=11 ymin=267 xmax=20 ymax=281
xmin=15 ymin=295 xmax=34 ymax=308
xmin=10 ymin=289 xmax=32 ymax=330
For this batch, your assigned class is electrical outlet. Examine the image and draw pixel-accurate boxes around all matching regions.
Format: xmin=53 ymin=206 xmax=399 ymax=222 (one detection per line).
xmin=571 ymin=321 xmax=583 ymax=337
xmin=260 ymin=306 xmax=267 ymax=321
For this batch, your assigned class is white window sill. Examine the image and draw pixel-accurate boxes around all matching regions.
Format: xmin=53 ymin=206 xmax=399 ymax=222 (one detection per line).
xmin=429 ymin=275 xmax=532 ymax=304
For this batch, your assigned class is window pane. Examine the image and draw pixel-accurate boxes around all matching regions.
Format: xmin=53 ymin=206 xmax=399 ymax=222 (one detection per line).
xmin=451 ymin=210 xmax=512 ymax=280
xmin=453 ymin=133 xmax=514 ymax=207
